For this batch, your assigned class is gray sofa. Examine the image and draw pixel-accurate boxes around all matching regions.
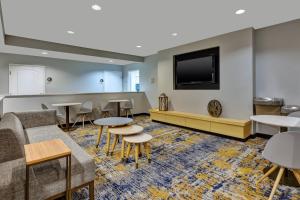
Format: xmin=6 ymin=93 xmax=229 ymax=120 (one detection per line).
xmin=0 ymin=110 xmax=96 ymax=200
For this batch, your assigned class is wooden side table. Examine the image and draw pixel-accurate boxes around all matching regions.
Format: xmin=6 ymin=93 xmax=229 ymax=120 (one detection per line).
xmin=24 ymin=139 xmax=72 ymax=200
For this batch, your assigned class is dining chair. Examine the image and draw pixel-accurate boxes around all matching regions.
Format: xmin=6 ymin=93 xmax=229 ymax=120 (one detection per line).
xmin=40 ymin=103 xmax=65 ymax=128
xmin=256 ymin=131 xmax=300 ymax=200
xmin=72 ymin=101 xmax=94 ymax=128
xmin=121 ymin=98 xmax=134 ymax=118
xmin=100 ymin=102 xmax=112 ymax=118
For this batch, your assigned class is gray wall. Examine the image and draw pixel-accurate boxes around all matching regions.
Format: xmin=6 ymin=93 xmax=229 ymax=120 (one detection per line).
xmin=123 ymin=54 xmax=158 ymax=108
xmin=0 ymin=53 xmax=123 ymax=94
xmin=157 ymin=28 xmax=254 ymax=119
xmin=255 ymin=19 xmax=300 ymax=105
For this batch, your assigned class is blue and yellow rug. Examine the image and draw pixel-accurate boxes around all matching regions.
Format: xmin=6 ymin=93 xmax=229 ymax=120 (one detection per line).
xmin=69 ymin=116 xmax=300 ymax=200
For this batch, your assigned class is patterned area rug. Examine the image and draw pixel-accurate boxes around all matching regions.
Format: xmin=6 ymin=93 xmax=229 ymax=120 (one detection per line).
xmin=69 ymin=116 xmax=300 ymax=200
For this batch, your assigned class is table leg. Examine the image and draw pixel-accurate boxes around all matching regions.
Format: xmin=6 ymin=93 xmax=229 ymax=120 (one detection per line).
xmin=67 ymin=155 xmax=72 ymax=200
xmin=65 ymin=156 xmax=68 ymax=199
xmin=117 ymin=102 xmax=121 ymax=117
xmin=121 ymin=138 xmax=125 ymax=161
xmin=135 ymin=144 xmax=139 ymax=169
xmin=106 ymin=127 xmax=111 ymax=156
xmin=96 ymin=126 xmax=103 ymax=148
xmin=25 ymin=165 xmax=29 ymax=200
xmin=65 ymin=106 xmax=70 ymax=132
xmin=111 ymin=135 xmax=119 ymax=155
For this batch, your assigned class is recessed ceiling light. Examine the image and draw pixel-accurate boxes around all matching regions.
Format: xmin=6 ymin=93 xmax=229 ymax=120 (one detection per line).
xmin=171 ymin=33 xmax=178 ymax=37
xmin=136 ymin=45 xmax=142 ymax=48
xmin=67 ymin=30 xmax=75 ymax=34
xmin=41 ymin=51 xmax=48 ymax=55
xmin=235 ymin=9 xmax=246 ymax=15
xmin=92 ymin=4 xmax=102 ymax=11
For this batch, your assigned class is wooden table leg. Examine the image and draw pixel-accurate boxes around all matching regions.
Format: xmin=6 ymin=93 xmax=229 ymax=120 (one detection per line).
xmin=135 ymin=144 xmax=139 ymax=169
xmin=292 ymin=170 xmax=300 ymax=185
xmin=65 ymin=106 xmax=70 ymax=132
xmin=67 ymin=155 xmax=72 ymax=200
xmin=106 ymin=127 xmax=111 ymax=156
xmin=144 ymin=142 xmax=151 ymax=163
xmin=25 ymin=165 xmax=29 ymax=200
xmin=111 ymin=134 xmax=119 ymax=155
xmin=126 ymin=143 xmax=132 ymax=162
xmin=96 ymin=126 xmax=103 ymax=148
xmin=121 ymin=138 xmax=125 ymax=161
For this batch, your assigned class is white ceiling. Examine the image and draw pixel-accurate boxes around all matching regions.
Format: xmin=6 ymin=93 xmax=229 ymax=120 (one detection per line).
xmin=1 ymin=0 xmax=300 ymax=64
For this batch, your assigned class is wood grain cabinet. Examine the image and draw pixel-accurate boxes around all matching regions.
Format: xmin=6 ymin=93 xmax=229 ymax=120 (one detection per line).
xmin=150 ymin=109 xmax=251 ymax=139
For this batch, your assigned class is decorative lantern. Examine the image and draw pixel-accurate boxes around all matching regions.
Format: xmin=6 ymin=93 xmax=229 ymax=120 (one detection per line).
xmin=159 ymin=93 xmax=168 ymax=111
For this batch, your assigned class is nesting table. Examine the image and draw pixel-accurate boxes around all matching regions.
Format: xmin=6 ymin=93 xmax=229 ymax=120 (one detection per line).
xmin=94 ymin=117 xmax=133 ymax=155
xmin=24 ymin=139 xmax=72 ymax=200
xmin=52 ymin=102 xmax=82 ymax=132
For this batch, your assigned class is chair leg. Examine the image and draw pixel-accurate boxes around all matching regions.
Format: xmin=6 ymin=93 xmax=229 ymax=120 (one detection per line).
xmin=135 ymin=144 xmax=139 ymax=169
xmin=89 ymin=181 xmax=94 ymax=200
xmin=130 ymin=109 xmax=134 ymax=119
xmin=292 ymin=170 xmax=300 ymax=185
xmin=268 ymin=167 xmax=285 ymax=200
xmin=72 ymin=116 xmax=80 ymax=128
xmin=111 ymin=135 xmax=119 ymax=155
xmin=257 ymin=165 xmax=278 ymax=185
xmin=82 ymin=115 xmax=85 ymax=128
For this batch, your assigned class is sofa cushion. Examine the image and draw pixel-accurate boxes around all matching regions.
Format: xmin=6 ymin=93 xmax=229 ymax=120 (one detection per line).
xmin=14 ymin=110 xmax=57 ymax=129
xmin=25 ymin=125 xmax=95 ymax=199
xmin=0 ymin=113 xmax=25 ymax=162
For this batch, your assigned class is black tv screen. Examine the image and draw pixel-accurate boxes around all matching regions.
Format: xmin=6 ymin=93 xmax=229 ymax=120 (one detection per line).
xmin=177 ymin=56 xmax=214 ymax=84
xmin=174 ymin=47 xmax=220 ymax=90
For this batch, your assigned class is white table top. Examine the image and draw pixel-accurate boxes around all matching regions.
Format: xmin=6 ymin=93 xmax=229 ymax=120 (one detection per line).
xmin=250 ymin=115 xmax=300 ymax=128
xmin=108 ymin=99 xmax=129 ymax=103
xmin=109 ymin=125 xmax=144 ymax=136
xmin=52 ymin=102 xmax=82 ymax=107
xmin=94 ymin=117 xmax=133 ymax=126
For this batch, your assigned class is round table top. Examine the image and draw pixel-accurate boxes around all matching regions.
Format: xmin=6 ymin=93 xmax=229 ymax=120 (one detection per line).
xmin=94 ymin=117 xmax=133 ymax=126
xmin=250 ymin=115 xmax=300 ymax=128
xmin=52 ymin=102 xmax=82 ymax=107
xmin=123 ymin=133 xmax=153 ymax=143
xmin=109 ymin=125 xmax=144 ymax=135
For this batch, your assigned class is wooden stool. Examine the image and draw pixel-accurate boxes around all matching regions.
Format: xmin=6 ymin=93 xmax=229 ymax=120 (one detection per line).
xmin=123 ymin=133 xmax=152 ymax=169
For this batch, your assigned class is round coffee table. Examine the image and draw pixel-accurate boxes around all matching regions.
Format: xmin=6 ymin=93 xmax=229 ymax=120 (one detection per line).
xmin=109 ymin=125 xmax=144 ymax=157
xmin=94 ymin=117 xmax=133 ymax=155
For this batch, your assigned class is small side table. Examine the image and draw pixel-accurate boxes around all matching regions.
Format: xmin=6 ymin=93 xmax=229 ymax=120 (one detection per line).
xmin=24 ymin=139 xmax=72 ymax=200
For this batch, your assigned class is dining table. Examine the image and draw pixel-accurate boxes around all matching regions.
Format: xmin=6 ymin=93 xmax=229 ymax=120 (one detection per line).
xmin=108 ymin=99 xmax=129 ymax=117
xmin=52 ymin=102 xmax=82 ymax=132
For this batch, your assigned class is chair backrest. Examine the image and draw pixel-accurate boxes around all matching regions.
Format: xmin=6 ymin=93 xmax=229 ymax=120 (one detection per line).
xmin=41 ymin=103 xmax=49 ymax=110
xmin=288 ymin=111 xmax=300 ymax=131
xmin=100 ymin=101 xmax=109 ymax=110
xmin=81 ymin=101 xmax=93 ymax=112
xmin=130 ymin=98 xmax=134 ymax=108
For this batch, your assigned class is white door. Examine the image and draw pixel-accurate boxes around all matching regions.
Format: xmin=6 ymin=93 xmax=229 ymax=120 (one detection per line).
xmin=9 ymin=65 xmax=46 ymax=95
xmin=103 ymin=71 xmax=123 ymax=92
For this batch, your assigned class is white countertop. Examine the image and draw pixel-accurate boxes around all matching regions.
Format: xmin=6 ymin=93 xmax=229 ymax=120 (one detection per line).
xmin=250 ymin=115 xmax=300 ymax=127
xmin=52 ymin=102 xmax=82 ymax=107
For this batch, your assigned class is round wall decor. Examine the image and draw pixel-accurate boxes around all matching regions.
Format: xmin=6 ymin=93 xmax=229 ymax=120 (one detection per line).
xmin=207 ymin=100 xmax=222 ymax=117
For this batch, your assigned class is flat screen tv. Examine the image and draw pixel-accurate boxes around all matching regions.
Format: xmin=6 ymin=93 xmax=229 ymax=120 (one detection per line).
xmin=174 ymin=47 xmax=220 ymax=90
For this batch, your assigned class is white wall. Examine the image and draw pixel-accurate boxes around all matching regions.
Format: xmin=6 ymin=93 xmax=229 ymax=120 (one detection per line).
xmin=157 ymin=28 xmax=254 ymax=119
xmin=123 ymin=54 xmax=158 ymax=108
xmin=0 ymin=53 xmax=123 ymax=94
xmin=255 ymin=19 xmax=300 ymax=105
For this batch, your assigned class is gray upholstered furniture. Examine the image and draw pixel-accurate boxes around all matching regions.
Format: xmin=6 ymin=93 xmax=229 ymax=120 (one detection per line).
xmin=0 ymin=110 xmax=95 ymax=200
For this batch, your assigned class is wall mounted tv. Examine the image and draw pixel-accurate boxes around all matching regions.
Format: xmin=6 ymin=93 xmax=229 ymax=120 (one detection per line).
xmin=174 ymin=47 xmax=220 ymax=90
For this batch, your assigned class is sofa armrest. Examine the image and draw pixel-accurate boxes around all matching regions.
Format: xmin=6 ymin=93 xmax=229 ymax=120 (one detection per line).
xmin=14 ymin=110 xmax=57 ymax=129
xmin=0 ymin=129 xmax=24 ymax=163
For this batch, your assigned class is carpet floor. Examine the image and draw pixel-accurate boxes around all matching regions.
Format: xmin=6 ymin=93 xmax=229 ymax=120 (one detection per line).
xmin=69 ymin=115 xmax=300 ymax=200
